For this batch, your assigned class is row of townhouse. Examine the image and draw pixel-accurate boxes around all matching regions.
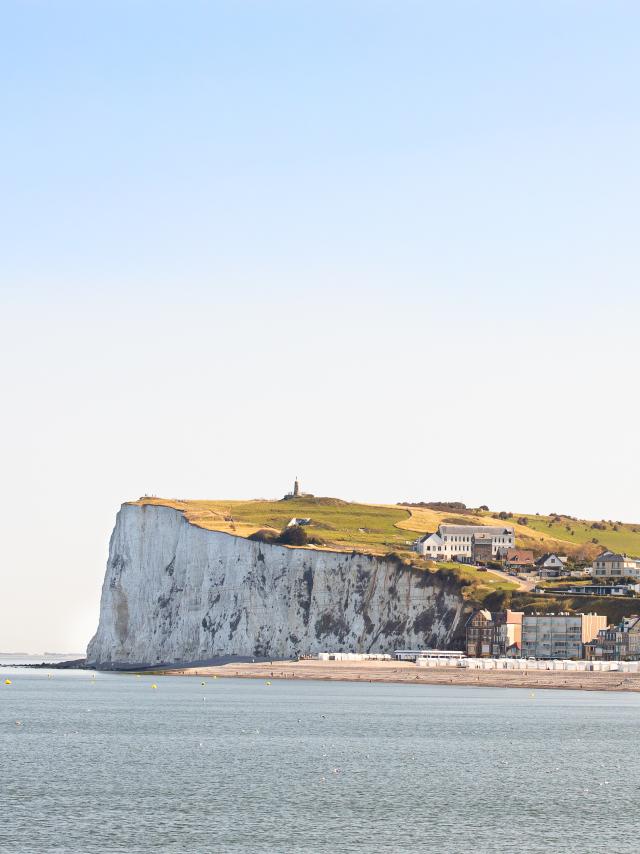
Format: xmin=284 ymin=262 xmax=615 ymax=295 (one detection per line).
xmin=585 ymin=616 xmax=640 ymax=661
xmin=466 ymin=610 xmax=608 ymax=660
xmin=414 ymin=525 xmax=640 ymax=586
xmin=525 ymin=551 xmax=640 ymax=581
xmin=466 ymin=609 xmax=523 ymax=657
xmin=521 ymin=550 xmax=640 ymax=581
xmin=504 ymin=550 xmax=568 ymax=576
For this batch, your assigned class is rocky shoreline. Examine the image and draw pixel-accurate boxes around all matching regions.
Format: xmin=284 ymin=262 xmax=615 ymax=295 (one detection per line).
xmin=0 ymin=658 xmax=88 ymax=669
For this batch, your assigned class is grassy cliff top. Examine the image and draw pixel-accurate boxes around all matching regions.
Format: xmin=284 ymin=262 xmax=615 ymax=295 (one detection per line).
xmin=130 ymin=496 xmax=640 ymax=620
xmin=131 ymin=496 xmax=415 ymax=553
xmin=131 ymin=496 xmax=640 ymax=561
xmin=130 ymin=496 xmax=523 ymax=603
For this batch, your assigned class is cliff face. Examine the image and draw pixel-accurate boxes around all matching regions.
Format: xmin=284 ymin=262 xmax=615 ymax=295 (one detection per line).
xmin=87 ymin=503 xmax=467 ymax=669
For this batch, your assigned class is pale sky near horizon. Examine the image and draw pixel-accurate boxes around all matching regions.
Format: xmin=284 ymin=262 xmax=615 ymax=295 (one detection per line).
xmin=1 ymin=1 xmax=639 ymax=652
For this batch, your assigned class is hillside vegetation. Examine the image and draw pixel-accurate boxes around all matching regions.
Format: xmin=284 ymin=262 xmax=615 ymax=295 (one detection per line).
xmin=513 ymin=513 xmax=640 ymax=556
xmin=133 ymin=496 xmax=415 ymax=553
xmin=132 ymin=496 xmax=640 ymax=617
xmin=509 ymin=592 xmax=640 ymax=625
xmin=133 ymin=496 xmax=640 ymax=561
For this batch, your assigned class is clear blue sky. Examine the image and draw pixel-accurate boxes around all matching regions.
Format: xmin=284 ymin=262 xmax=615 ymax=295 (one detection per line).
xmin=1 ymin=1 xmax=639 ymax=651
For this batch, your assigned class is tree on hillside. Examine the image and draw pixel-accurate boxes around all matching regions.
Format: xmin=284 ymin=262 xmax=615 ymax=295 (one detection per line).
xmin=277 ymin=525 xmax=309 ymax=546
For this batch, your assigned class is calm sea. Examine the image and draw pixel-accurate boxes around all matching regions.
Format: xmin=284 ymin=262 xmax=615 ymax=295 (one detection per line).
xmin=1 ymin=668 xmax=639 ymax=853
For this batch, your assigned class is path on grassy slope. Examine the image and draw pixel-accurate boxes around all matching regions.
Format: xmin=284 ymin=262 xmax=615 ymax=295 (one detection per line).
xmin=487 ymin=568 xmax=534 ymax=592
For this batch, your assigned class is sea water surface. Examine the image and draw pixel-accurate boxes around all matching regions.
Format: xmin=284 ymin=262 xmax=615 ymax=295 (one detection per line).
xmin=1 ymin=668 xmax=639 ymax=853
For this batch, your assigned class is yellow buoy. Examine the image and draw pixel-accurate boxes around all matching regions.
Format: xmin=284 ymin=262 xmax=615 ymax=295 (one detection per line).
xmin=136 ymin=674 xmax=141 ymax=679
xmin=5 ymin=679 xmax=11 ymax=685
xmin=201 ymin=681 xmax=205 ymax=686
xmin=151 ymin=683 xmax=158 ymax=689
xmin=266 ymin=681 xmax=271 ymax=686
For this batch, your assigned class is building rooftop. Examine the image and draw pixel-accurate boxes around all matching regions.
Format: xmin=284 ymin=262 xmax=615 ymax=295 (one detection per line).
xmin=505 ymin=548 xmax=535 ymax=563
xmin=534 ymin=553 xmax=568 ymax=566
xmin=595 ymin=550 xmax=638 ymax=562
xmin=416 ymin=532 xmax=437 ymax=543
xmin=439 ymin=524 xmax=513 ymax=536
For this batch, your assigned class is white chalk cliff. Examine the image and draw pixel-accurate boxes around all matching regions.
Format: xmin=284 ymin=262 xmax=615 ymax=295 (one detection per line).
xmin=87 ymin=503 xmax=467 ymax=668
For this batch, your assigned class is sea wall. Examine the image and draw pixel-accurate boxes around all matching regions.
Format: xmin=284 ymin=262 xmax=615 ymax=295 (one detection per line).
xmin=87 ymin=503 xmax=467 ymax=669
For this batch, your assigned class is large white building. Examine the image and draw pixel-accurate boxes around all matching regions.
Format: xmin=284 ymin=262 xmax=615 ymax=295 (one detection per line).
xmin=414 ymin=524 xmax=515 ymax=560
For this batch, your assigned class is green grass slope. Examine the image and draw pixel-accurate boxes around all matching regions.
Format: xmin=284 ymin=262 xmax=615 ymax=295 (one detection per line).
xmin=510 ymin=592 xmax=640 ymax=625
xmin=135 ymin=497 xmax=640 ymax=560
xmin=133 ymin=496 xmax=640 ymax=620
xmin=513 ymin=513 xmax=640 ymax=556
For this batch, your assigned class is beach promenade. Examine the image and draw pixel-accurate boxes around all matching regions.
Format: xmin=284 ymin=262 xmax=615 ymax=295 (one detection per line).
xmin=164 ymin=658 xmax=640 ymax=692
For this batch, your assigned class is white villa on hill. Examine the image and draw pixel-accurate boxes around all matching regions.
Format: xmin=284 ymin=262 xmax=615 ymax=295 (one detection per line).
xmin=414 ymin=524 xmax=515 ymax=560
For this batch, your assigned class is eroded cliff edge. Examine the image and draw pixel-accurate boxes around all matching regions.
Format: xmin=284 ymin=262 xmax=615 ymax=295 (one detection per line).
xmin=87 ymin=503 xmax=467 ymax=669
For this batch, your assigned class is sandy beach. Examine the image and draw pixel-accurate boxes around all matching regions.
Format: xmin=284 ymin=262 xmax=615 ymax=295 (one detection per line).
xmin=163 ymin=659 xmax=640 ymax=692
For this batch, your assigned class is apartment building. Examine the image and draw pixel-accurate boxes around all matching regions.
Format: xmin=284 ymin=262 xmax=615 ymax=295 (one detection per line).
xmin=521 ymin=613 xmax=607 ymax=660
xmin=591 ymin=551 xmax=640 ymax=579
xmin=415 ymin=524 xmax=515 ymax=560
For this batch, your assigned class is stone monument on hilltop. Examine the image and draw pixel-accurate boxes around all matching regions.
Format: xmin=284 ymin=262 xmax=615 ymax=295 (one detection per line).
xmin=283 ymin=477 xmax=313 ymax=500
